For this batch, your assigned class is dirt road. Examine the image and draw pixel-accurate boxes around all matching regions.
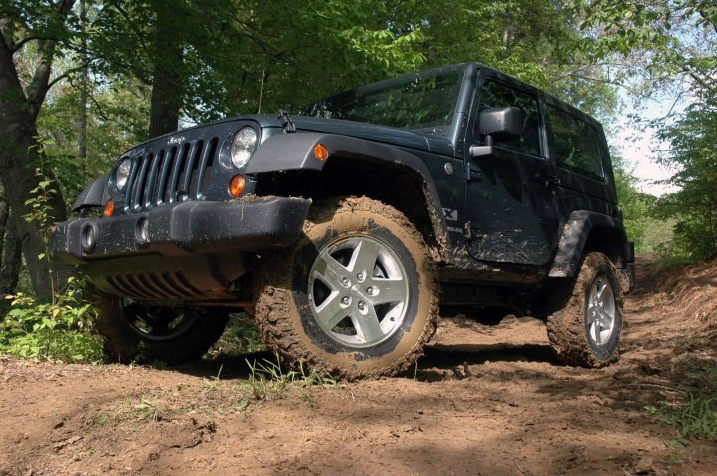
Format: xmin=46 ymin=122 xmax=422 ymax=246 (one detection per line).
xmin=1 ymin=255 xmax=716 ymax=475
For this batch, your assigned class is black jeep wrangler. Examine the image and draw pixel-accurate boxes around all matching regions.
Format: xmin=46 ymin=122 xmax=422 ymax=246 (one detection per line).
xmin=51 ymin=63 xmax=634 ymax=378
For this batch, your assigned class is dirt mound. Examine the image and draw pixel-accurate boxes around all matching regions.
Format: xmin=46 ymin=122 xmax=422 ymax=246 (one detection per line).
xmin=656 ymin=253 xmax=717 ymax=329
xmin=1 ymin=255 xmax=716 ymax=476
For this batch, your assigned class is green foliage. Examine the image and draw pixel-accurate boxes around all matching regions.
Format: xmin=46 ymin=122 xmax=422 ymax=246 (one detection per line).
xmin=647 ymin=364 xmax=717 ymax=442
xmin=612 ymin=155 xmax=663 ymax=253
xmin=24 ymin=173 xmax=56 ymax=230
xmin=21 ymin=168 xmax=59 ymax=295
xmin=37 ymin=77 xmax=150 ymax=201
xmin=84 ymin=0 xmax=429 ymax=123
xmin=651 ymin=88 xmax=717 ymax=261
xmin=399 ymin=0 xmax=621 ymax=119
xmin=1 ymin=170 xmax=102 ymax=362
xmin=0 ymin=277 xmax=104 ymax=362
xmin=568 ymin=0 xmax=714 ymax=87
xmin=572 ymin=1 xmax=717 ymax=260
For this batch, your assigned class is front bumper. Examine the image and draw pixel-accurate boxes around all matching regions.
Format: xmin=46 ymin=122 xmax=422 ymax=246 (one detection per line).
xmin=50 ymin=197 xmax=311 ymax=303
xmin=51 ymin=196 xmax=311 ymax=264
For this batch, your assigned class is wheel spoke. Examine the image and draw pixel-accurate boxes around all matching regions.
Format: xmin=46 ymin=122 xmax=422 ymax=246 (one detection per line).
xmin=588 ymin=320 xmax=599 ymax=343
xmin=594 ymin=279 xmax=607 ymax=302
xmin=354 ymin=307 xmax=384 ymax=344
xmin=594 ymin=307 xmax=612 ymax=329
xmin=312 ymin=290 xmax=345 ymax=329
xmin=348 ymin=238 xmax=382 ymax=275
xmin=367 ymin=278 xmax=407 ymax=306
xmin=312 ymin=252 xmax=349 ymax=285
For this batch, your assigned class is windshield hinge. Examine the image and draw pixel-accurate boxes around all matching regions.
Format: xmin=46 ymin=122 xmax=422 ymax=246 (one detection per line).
xmin=465 ymin=161 xmax=481 ymax=182
xmin=278 ymin=110 xmax=296 ymax=133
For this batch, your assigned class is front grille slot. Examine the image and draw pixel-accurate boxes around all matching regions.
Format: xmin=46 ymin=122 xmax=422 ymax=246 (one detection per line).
xmin=123 ymin=137 xmax=218 ymax=212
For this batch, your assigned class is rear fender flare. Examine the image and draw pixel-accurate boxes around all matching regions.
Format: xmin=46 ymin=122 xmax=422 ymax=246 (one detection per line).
xmin=549 ymin=210 xmax=630 ymax=278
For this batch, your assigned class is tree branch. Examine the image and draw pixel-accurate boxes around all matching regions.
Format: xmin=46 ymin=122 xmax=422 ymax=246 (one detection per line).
xmin=10 ymin=35 xmax=50 ymax=54
xmin=688 ymin=70 xmax=716 ymax=95
xmin=46 ymin=66 xmax=83 ymax=90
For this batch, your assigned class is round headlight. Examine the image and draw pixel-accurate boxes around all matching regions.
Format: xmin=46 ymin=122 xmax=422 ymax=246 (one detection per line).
xmin=230 ymin=127 xmax=258 ymax=168
xmin=115 ymin=158 xmax=132 ymax=191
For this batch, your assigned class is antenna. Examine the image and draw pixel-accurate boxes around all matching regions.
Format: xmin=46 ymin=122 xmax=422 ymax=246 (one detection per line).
xmin=258 ymin=70 xmax=265 ymax=114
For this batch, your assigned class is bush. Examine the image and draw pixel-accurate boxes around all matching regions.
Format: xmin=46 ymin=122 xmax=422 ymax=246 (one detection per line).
xmin=0 ymin=277 xmax=104 ymax=362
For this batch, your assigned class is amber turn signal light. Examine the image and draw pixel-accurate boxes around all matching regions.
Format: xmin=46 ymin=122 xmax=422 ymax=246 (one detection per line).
xmin=229 ymin=175 xmax=246 ymax=197
xmin=103 ymin=199 xmax=115 ymax=218
xmin=314 ymin=143 xmax=329 ymax=161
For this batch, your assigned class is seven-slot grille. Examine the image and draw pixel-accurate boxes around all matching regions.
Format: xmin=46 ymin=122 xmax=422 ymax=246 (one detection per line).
xmin=122 ymin=137 xmax=219 ymax=213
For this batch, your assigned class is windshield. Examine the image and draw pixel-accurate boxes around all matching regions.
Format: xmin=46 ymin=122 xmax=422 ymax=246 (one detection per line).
xmin=300 ymin=66 xmax=467 ymax=130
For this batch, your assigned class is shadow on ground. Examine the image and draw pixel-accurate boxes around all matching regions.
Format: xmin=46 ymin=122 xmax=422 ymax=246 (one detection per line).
xmin=165 ymin=340 xmax=558 ymax=383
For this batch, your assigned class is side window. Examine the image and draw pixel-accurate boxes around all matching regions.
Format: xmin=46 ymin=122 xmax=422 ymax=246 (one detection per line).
xmin=477 ymin=79 xmax=541 ymax=156
xmin=547 ymin=105 xmax=605 ymax=181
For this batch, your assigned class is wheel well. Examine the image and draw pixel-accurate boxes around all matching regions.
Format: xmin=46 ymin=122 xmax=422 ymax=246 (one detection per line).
xmin=550 ymin=212 xmax=630 ymax=278
xmin=254 ymin=158 xmax=440 ymax=248
xmin=583 ymin=226 xmax=628 ymax=268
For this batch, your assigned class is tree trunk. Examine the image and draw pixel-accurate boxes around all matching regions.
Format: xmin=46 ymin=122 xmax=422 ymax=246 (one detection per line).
xmin=0 ymin=210 xmax=22 ymax=319
xmin=0 ymin=116 xmax=70 ymax=301
xmin=0 ymin=192 xmax=20 ymax=318
xmin=147 ymin=0 xmax=184 ymax=138
xmin=0 ymin=215 xmax=21 ymax=294
xmin=0 ymin=16 xmax=73 ymax=301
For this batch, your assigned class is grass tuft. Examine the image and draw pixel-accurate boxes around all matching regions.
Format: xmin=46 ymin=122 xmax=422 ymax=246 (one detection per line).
xmin=647 ymin=363 xmax=717 ymax=442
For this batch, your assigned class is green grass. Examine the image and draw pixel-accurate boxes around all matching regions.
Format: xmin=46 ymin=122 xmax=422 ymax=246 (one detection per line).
xmin=207 ymin=311 xmax=266 ymax=358
xmin=646 ymin=363 xmax=717 ymax=442
xmin=241 ymin=354 xmax=338 ymax=405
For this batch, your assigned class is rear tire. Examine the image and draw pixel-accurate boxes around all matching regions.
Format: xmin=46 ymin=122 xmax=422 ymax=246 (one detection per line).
xmin=98 ymin=294 xmax=229 ymax=364
xmin=546 ymin=252 xmax=623 ymax=367
xmin=254 ymin=196 xmax=438 ymax=380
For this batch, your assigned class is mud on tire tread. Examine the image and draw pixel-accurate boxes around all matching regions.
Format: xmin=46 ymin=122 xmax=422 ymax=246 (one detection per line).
xmin=546 ymin=252 xmax=623 ymax=368
xmin=253 ymin=196 xmax=439 ymax=380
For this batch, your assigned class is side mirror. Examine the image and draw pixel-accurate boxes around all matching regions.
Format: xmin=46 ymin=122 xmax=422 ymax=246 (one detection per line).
xmin=470 ymin=107 xmax=522 ymax=158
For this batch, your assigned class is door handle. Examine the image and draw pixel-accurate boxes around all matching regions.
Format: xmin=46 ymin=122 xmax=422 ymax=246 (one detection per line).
xmin=535 ymin=173 xmax=560 ymax=186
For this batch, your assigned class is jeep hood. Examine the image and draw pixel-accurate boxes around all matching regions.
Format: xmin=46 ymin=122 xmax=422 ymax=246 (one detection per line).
xmin=254 ymin=115 xmax=457 ymax=157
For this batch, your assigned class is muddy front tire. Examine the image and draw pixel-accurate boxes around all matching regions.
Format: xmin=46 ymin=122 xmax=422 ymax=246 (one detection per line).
xmin=98 ymin=294 xmax=229 ymax=364
xmin=547 ymin=252 xmax=624 ymax=367
xmin=254 ymin=197 xmax=439 ymax=380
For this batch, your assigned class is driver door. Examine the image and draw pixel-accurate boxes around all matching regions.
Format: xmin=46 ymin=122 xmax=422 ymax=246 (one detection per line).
xmin=464 ymin=75 xmax=561 ymax=266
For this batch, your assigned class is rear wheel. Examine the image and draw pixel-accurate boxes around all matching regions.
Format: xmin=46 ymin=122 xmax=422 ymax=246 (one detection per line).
xmin=98 ymin=295 xmax=229 ymax=364
xmin=254 ymin=196 xmax=438 ymax=379
xmin=546 ymin=252 xmax=623 ymax=367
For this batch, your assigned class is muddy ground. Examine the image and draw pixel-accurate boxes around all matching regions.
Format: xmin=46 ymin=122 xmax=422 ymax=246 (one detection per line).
xmin=1 ymin=255 xmax=716 ymax=475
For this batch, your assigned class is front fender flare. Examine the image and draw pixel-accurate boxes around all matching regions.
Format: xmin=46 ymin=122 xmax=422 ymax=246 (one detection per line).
xmin=72 ymin=175 xmax=108 ymax=213
xmin=246 ymin=132 xmax=450 ymax=257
